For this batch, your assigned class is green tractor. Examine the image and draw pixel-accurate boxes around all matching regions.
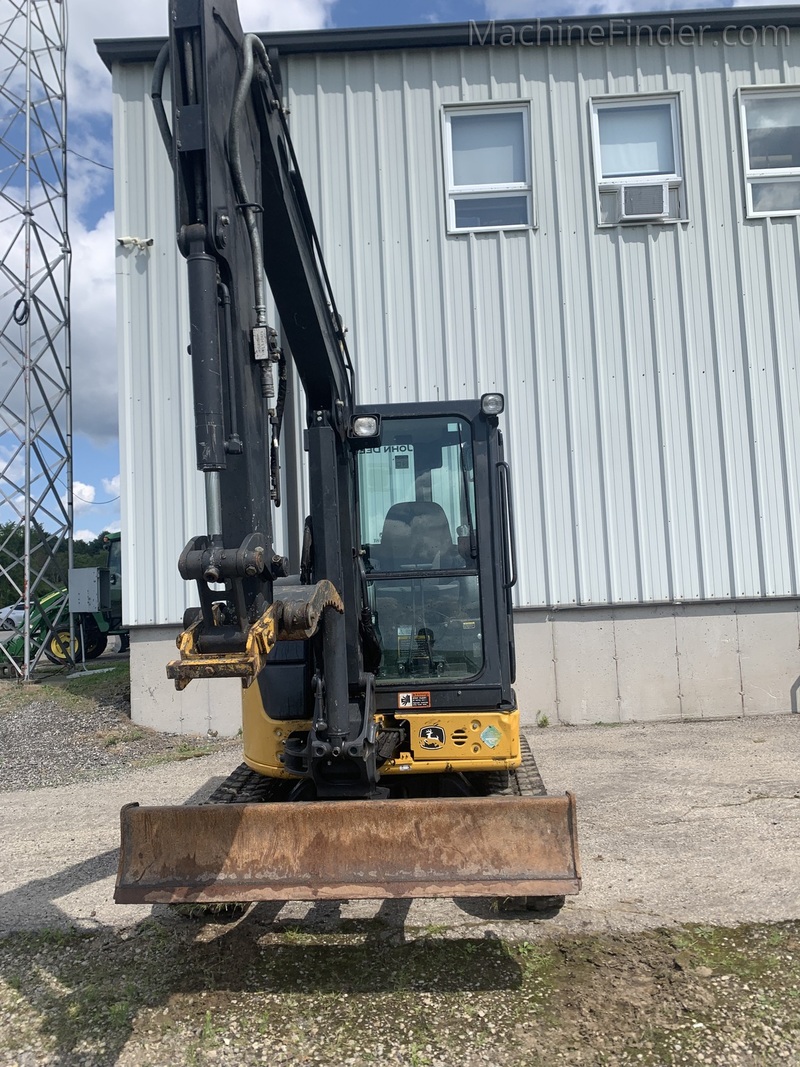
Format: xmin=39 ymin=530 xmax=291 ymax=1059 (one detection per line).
xmin=3 ymin=533 xmax=128 ymax=666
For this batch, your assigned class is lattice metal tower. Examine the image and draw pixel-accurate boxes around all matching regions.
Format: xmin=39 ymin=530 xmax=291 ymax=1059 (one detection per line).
xmin=0 ymin=0 xmax=72 ymax=679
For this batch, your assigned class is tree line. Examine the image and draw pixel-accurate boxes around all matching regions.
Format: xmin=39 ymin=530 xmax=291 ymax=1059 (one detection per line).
xmin=0 ymin=522 xmax=113 ymax=609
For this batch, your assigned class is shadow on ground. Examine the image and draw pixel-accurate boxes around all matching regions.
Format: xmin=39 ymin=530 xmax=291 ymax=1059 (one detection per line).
xmin=0 ymin=901 xmax=526 ymax=1066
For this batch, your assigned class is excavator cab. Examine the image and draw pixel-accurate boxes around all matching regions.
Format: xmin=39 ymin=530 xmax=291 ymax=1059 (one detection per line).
xmin=360 ymin=411 xmax=485 ymax=684
xmin=352 ymin=400 xmax=522 ymax=778
xmin=238 ymin=398 xmax=522 ymax=785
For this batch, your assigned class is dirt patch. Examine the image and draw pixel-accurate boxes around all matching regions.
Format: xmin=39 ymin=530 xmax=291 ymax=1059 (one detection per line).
xmin=0 ymin=916 xmax=797 ymax=1066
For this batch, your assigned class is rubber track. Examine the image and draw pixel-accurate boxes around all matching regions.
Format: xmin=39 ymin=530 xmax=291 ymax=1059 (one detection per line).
xmin=203 ymin=763 xmax=290 ymax=805
xmin=513 ymin=734 xmax=548 ymax=798
xmin=203 ymin=733 xmax=548 ymax=805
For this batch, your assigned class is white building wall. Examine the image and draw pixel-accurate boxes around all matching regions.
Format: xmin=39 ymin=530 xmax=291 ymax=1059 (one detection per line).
xmin=109 ymin=28 xmax=800 ymax=729
xmin=284 ymin=31 xmax=800 ymax=608
xmin=112 ymin=65 xmax=244 ymax=729
xmin=113 ymin=64 xmax=204 ymax=629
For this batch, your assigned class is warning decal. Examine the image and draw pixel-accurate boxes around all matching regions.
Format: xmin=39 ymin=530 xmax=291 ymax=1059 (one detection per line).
xmin=397 ymin=691 xmax=432 ymax=709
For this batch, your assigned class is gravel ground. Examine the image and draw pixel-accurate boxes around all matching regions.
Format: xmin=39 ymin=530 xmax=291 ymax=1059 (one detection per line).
xmin=0 ymin=669 xmax=237 ymax=792
xmin=1 ymin=673 xmax=799 ymax=1065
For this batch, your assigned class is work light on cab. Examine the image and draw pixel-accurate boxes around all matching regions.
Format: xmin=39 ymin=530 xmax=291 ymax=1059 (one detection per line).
xmin=350 ymin=414 xmax=381 ymax=439
xmin=481 ymin=393 xmax=505 ymax=416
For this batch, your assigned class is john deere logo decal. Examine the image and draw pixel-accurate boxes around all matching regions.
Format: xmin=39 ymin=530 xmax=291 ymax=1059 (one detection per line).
xmin=419 ymin=725 xmax=446 ymax=750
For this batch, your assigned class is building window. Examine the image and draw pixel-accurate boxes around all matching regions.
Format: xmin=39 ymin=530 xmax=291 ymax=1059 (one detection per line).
xmin=591 ymin=96 xmax=684 ymax=225
xmin=740 ymin=88 xmax=800 ymax=217
xmin=443 ymin=105 xmax=532 ymax=232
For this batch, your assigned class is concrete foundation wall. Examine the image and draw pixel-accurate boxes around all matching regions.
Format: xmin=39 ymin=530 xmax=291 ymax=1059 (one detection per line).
xmin=130 ymin=627 xmax=241 ymax=736
xmin=514 ymin=601 xmax=800 ymax=727
xmin=131 ymin=603 xmax=800 ymax=735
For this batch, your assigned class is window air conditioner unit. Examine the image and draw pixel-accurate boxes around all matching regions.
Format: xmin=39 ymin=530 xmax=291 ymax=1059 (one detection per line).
xmin=618 ymin=182 xmax=670 ymax=221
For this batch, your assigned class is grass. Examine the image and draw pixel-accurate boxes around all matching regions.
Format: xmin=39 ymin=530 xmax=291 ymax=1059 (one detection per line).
xmin=421 ymin=923 xmax=449 ymax=937
xmin=201 ymin=1009 xmax=216 ymax=1043
xmin=669 ymin=923 xmax=789 ymax=982
xmin=280 ymin=925 xmax=318 ymax=945
xmin=0 ymin=663 xmax=131 ymax=717
xmin=171 ymin=903 xmax=249 ymax=921
xmin=138 ymin=740 xmax=215 ymax=767
xmin=100 ymin=726 xmax=147 ymax=747
xmin=56 ymin=663 xmax=130 ymax=701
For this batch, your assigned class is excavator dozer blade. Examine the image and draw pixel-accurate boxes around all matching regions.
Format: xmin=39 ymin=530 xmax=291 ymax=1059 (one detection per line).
xmin=115 ymin=794 xmax=580 ymax=903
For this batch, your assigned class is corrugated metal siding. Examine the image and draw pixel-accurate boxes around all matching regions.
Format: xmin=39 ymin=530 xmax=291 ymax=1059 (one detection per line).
xmin=113 ymin=65 xmax=205 ymax=625
xmin=112 ymin=30 xmax=800 ymax=621
xmin=283 ymin=31 xmax=800 ymax=607
xmin=113 ymin=65 xmax=287 ymax=626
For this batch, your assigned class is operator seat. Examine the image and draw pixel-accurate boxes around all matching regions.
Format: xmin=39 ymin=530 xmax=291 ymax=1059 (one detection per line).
xmin=376 ymin=501 xmax=459 ymax=570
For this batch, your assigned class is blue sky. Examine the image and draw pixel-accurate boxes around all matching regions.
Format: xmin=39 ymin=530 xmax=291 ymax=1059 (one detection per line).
xmin=63 ymin=0 xmax=796 ymax=540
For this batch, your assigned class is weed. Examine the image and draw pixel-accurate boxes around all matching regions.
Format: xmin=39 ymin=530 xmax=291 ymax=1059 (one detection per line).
xmin=536 ymin=712 xmax=549 ymax=728
xmin=422 ymin=923 xmax=449 ymax=937
xmin=101 ymin=726 xmax=147 ymax=748
xmin=201 ymin=1009 xmax=216 ymax=1044
xmin=107 ymin=1001 xmax=132 ymax=1029
xmin=137 ymin=918 xmax=173 ymax=942
xmin=516 ymin=940 xmax=550 ymax=966
xmin=517 ymin=940 xmax=546 ymax=960
xmin=176 ymin=740 xmax=213 ymax=759
xmin=57 ymin=664 xmax=131 ymax=703
xmin=670 ymin=924 xmax=786 ymax=982
xmin=281 ymin=925 xmax=317 ymax=945
xmin=170 ymin=901 xmax=246 ymax=920
xmin=31 ymin=927 xmax=84 ymax=949
xmin=138 ymin=742 xmax=213 ymax=767
xmin=764 ymin=927 xmax=787 ymax=948
xmin=409 ymin=1043 xmax=433 ymax=1067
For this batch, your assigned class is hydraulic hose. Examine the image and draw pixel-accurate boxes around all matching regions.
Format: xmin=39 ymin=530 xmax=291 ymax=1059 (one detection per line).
xmin=228 ymin=33 xmax=269 ymax=328
xmin=150 ymin=42 xmax=173 ymax=162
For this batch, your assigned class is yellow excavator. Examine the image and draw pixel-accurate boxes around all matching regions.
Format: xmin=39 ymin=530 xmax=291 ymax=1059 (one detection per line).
xmin=115 ymin=0 xmax=580 ymax=906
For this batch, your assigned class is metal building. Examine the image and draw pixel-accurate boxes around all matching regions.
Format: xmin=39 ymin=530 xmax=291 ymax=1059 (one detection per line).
xmin=98 ymin=7 xmax=800 ymax=732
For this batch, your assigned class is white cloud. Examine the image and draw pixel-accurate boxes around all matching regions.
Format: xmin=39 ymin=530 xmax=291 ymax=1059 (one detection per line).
xmin=61 ymin=0 xmax=338 ymax=451
xmin=102 ymin=475 xmax=121 ymax=497
xmin=70 ymin=212 xmax=118 ymax=443
xmin=70 ymin=0 xmax=337 ymax=118
xmin=74 ymin=517 xmax=120 ymax=543
xmin=484 ymin=0 xmax=800 ymax=14
xmin=71 ymin=481 xmax=97 ymax=514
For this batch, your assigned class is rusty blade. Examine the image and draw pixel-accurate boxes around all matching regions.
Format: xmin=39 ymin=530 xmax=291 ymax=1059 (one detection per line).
xmin=115 ymin=794 xmax=580 ymax=903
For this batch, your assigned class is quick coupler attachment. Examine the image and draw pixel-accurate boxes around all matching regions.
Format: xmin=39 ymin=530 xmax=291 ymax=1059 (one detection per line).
xmin=166 ymin=603 xmax=280 ymax=690
xmin=166 ymin=579 xmax=344 ymax=690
